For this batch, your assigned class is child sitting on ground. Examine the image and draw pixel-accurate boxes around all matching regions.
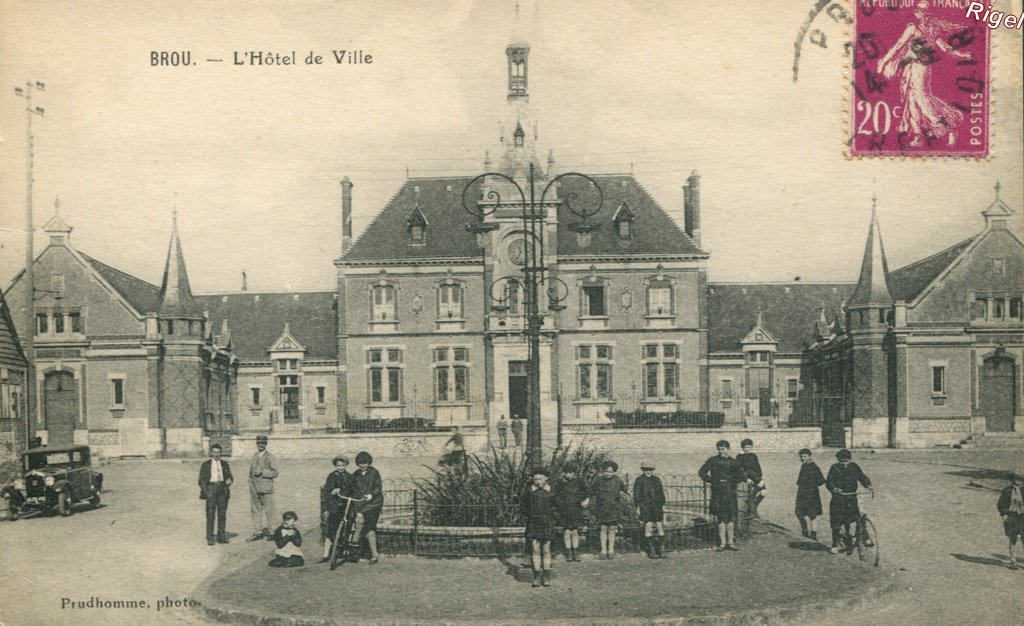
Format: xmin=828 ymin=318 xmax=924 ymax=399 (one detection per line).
xmin=269 ymin=511 xmax=304 ymax=567
xmin=997 ymin=467 xmax=1024 ymax=570
xmin=794 ymin=448 xmax=825 ymax=541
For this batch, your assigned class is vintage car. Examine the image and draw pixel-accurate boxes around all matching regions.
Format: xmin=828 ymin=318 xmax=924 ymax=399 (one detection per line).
xmin=2 ymin=444 xmax=103 ymax=519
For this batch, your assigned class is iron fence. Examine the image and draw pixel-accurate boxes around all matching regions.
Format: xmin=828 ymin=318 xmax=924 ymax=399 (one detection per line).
xmin=374 ymin=475 xmax=755 ymax=557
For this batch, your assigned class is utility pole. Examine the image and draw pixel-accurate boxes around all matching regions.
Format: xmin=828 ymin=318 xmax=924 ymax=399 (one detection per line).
xmin=14 ymin=79 xmax=45 ymax=449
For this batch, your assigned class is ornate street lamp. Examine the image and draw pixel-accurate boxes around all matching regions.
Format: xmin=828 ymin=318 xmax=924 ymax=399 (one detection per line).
xmin=462 ymin=163 xmax=603 ymax=467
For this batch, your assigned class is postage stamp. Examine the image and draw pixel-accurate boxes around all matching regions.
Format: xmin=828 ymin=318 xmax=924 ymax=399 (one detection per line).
xmin=850 ymin=0 xmax=990 ymax=157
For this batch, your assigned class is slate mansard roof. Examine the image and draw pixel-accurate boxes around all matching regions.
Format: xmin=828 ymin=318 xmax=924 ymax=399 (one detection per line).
xmin=197 ymin=292 xmax=338 ymax=361
xmin=707 ymin=283 xmax=853 ymax=354
xmin=342 ymin=175 xmax=707 ymax=263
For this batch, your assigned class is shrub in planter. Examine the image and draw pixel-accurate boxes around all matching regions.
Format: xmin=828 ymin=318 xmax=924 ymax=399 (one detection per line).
xmin=413 ymin=444 xmax=623 ymax=527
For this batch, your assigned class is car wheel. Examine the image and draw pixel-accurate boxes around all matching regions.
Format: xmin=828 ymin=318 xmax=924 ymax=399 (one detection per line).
xmin=7 ymin=505 xmax=18 ymax=521
xmin=58 ymin=492 xmax=73 ymax=517
xmin=90 ymin=492 xmax=101 ymax=508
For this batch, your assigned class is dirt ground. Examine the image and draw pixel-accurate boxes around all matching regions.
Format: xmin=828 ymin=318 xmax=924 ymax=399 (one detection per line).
xmin=0 ymin=447 xmax=1021 ymax=625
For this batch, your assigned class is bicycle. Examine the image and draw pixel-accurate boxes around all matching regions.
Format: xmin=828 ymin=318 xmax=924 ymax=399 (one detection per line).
xmin=834 ymin=490 xmax=880 ymax=567
xmin=327 ymin=494 xmax=362 ymax=570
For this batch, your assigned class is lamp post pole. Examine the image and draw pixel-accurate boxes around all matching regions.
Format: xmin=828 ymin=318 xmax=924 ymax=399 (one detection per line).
xmin=463 ymin=163 xmax=603 ymax=469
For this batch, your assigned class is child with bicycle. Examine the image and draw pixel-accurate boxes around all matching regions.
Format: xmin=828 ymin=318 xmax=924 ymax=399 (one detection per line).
xmin=736 ymin=438 xmax=766 ymax=515
xmin=825 ymin=448 xmax=872 ymax=554
xmin=349 ymin=451 xmax=384 ymax=564
xmin=319 ymin=454 xmax=353 ymax=563
xmin=996 ymin=467 xmax=1024 ymax=570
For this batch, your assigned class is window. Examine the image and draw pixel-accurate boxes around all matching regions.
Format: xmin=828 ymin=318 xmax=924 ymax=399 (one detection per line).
xmin=931 ymin=366 xmax=945 ymax=395
xmin=371 ymin=284 xmax=397 ymax=321
xmin=433 ymin=347 xmax=469 ymax=402
xmin=438 ymin=283 xmax=463 ymax=319
xmin=647 ymin=282 xmax=672 ymax=316
xmin=993 ymin=258 xmax=1005 ymax=275
xmin=577 ymin=344 xmax=613 ymax=400
xmin=36 ymin=313 xmax=47 ymax=335
xmin=251 ymin=388 xmax=261 ymax=406
xmin=581 ymin=285 xmax=606 ymax=316
xmin=111 ymin=378 xmax=125 ymax=407
xmin=720 ymin=379 xmax=733 ymax=399
xmin=166 ymin=320 xmax=174 ymax=335
xmin=787 ymin=378 xmax=799 ymax=399
xmin=1011 ymin=298 xmax=1022 ymax=320
xmin=277 ymin=359 xmax=298 ymax=371
xmin=617 ymin=219 xmax=631 ymax=238
xmin=410 ymin=224 xmax=424 ymax=244
xmin=747 ymin=351 xmax=772 ymax=364
xmin=642 ymin=343 xmax=678 ymax=400
xmin=69 ymin=311 xmax=83 ymax=333
xmin=316 ymin=386 xmax=326 ymax=404
xmin=993 ymin=298 xmax=1005 ymax=320
xmin=972 ymin=298 xmax=988 ymax=320
xmin=368 ymin=348 xmax=403 ymax=403
xmin=53 ymin=312 xmax=64 ymax=334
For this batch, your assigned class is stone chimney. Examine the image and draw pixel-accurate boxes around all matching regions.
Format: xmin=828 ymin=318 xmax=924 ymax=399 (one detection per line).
xmin=341 ymin=176 xmax=353 ymax=256
xmin=683 ymin=170 xmax=701 ymax=247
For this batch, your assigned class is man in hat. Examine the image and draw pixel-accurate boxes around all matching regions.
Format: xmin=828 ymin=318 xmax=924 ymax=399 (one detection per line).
xmin=634 ymin=460 xmax=667 ymax=559
xmin=247 ymin=435 xmax=279 ymax=541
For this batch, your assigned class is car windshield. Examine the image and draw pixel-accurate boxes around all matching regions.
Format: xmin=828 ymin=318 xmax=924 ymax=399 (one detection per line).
xmin=25 ymin=451 xmax=86 ymax=471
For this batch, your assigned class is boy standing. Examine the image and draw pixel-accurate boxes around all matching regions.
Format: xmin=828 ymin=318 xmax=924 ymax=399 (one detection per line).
xmin=736 ymin=438 xmax=765 ymax=514
xmin=825 ymin=448 xmax=872 ymax=554
xmin=522 ymin=467 xmax=557 ymax=586
xmin=794 ymin=448 xmax=826 ymax=541
xmin=996 ymin=468 xmax=1024 ymax=570
xmin=591 ymin=460 xmax=628 ymax=559
xmin=554 ymin=463 xmax=587 ymax=562
xmin=698 ymin=440 xmax=743 ymax=551
xmin=633 ymin=461 xmax=667 ymax=559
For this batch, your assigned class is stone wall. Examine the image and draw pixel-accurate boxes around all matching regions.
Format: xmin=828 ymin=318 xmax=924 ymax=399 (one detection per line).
xmin=223 ymin=429 xmax=487 ymax=458
xmin=562 ymin=427 xmax=822 ymax=452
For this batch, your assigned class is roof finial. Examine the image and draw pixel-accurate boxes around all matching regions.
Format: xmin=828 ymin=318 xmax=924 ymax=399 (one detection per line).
xmin=995 ymin=179 xmax=1001 ymax=198
xmin=871 ymin=191 xmax=877 ymax=211
xmin=515 ymin=0 xmax=520 ymax=21
xmin=53 ymin=196 xmax=61 ymax=215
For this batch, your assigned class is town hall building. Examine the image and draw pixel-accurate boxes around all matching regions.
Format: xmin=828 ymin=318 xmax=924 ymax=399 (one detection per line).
xmin=3 ymin=33 xmax=1021 ymax=456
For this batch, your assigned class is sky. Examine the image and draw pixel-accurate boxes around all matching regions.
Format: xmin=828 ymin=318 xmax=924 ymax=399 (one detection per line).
xmin=1 ymin=0 xmax=1021 ymax=294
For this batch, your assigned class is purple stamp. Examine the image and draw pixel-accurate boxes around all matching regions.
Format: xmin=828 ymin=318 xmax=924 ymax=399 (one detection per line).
xmin=851 ymin=0 xmax=990 ymax=157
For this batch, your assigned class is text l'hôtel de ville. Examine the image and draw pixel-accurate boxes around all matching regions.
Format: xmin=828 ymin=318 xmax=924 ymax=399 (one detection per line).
xmin=150 ymin=50 xmax=372 ymax=67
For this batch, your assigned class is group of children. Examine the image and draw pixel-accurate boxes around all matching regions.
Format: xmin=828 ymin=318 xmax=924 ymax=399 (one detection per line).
xmin=520 ymin=459 xmax=671 ymax=587
xmin=264 ymin=450 xmax=384 ymax=568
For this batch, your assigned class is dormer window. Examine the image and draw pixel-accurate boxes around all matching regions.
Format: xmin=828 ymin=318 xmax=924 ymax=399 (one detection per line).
xmin=612 ymin=202 xmax=634 ymax=239
xmin=514 ymin=123 xmax=525 ymax=148
xmin=406 ymin=202 xmax=428 ymax=247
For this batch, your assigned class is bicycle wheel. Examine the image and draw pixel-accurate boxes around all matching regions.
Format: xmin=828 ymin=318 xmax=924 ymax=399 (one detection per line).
xmin=856 ymin=516 xmax=879 ymax=567
xmin=329 ymin=519 xmax=352 ymax=570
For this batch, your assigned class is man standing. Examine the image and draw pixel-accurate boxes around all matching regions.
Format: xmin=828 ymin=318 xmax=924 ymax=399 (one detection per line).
xmin=199 ymin=443 xmax=233 ymax=545
xmin=511 ymin=415 xmax=524 ymax=448
xmin=247 ymin=435 xmax=279 ymax=541
xmin=496 ymin=415 xmax=509 ymax=449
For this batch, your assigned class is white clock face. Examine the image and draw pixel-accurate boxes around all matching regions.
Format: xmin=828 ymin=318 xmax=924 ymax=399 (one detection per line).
xmin=508 ymin=239 xmax=529 ymax=265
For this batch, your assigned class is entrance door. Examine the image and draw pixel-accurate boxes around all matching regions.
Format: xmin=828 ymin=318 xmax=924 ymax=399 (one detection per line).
xmin=44 ymin=371 xmax=78 ymax=445
xmin=508 ymin=361 xmax=529 ymax=422
xmin=980 ymin=353 xmax=1016 ymax=432
xmin=758 ymin=389 xmax=772 ymax=416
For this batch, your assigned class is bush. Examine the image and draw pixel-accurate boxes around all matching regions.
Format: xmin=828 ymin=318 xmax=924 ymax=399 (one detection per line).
xmin=412 ymin=444 xmax=622 ymax=527
xmin=605 ymin=409 xmax=725 ymax=429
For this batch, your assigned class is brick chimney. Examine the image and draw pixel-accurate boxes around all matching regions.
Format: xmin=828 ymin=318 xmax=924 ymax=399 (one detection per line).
xmin=341 ymin=176 xmax=353 ymax=256
xmin=683 ymin=170 xmax=701 ymax=246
